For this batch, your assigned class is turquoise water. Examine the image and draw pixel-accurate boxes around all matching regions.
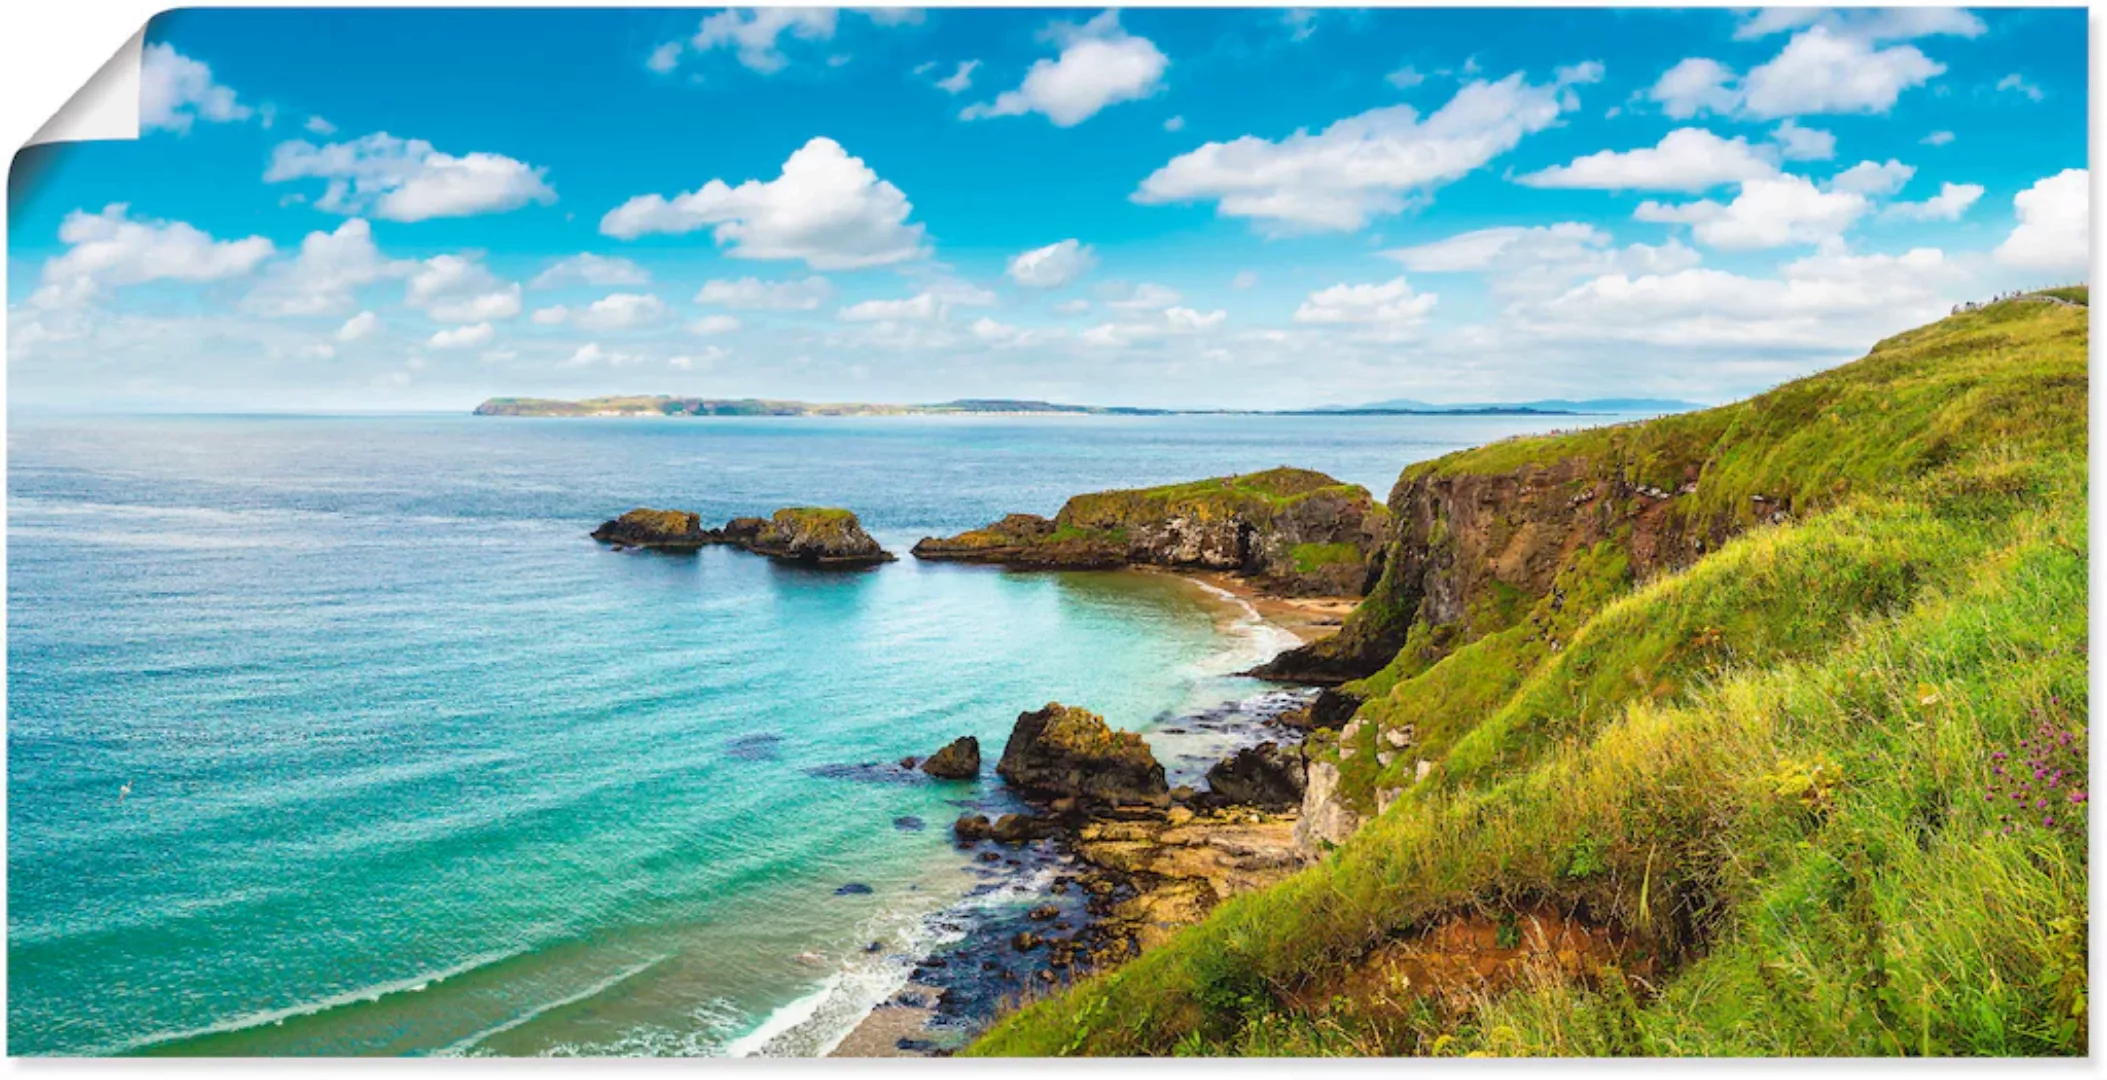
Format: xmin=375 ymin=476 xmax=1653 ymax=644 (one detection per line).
xmin=7 ymin=412 xmax=1600 ymax=1056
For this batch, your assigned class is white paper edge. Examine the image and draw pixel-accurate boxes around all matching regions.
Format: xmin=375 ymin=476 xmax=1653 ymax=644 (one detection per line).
xmin=25 ymin=25 xmax=144 ymax=148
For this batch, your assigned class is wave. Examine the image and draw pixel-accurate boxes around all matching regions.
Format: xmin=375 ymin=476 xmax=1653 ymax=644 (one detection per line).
xmin=441 ymin=953 xmax=672 ymax=1057
xmin=1182 ymin=578 xmax=1305 ymax=676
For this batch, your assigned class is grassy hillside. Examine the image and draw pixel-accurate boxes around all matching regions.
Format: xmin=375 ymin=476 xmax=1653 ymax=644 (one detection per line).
xmin=970 ymin=296 xmax=2088 ymax=1056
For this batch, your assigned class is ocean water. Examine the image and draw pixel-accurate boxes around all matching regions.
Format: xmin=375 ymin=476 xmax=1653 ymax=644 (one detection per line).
xmin=7 ymin=411 xmax=1605 ymax=1056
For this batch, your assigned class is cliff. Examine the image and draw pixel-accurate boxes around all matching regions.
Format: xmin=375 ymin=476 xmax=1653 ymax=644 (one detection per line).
xmin=970 ymin=295 xmax=2089 ymax=1056
xmin=913 ymin=467 xmax=1390 ymax=597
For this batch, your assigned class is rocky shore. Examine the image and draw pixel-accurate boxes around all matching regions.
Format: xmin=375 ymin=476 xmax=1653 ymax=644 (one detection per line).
xmin=592 ymin=506 xmax=894 ymax=566
xmin=831 ymin=692 xmax=1316 ymax=1056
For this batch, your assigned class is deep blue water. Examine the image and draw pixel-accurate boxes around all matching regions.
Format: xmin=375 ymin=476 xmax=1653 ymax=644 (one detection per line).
xmin=7 ymin=411 xmax=1603 ymax=1056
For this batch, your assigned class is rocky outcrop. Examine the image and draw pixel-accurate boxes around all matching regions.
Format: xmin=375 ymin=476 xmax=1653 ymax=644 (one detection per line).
xmin=592 ymin=506 xmax=894 ymax=565
xmin=913 ymin=467 xmax=1388 ymax=597
xmin=996 ymin=703 xmax=1169 ymax=809
xmin=745 ymin=508 xmax=895 ymax=566
xmin=920 ymin=736 xmax=981 ymax=779
xmin=1200 ymin=742 xmax=1305 ymax=809
xmin=591 ymin=508 xmax=712 ymax=549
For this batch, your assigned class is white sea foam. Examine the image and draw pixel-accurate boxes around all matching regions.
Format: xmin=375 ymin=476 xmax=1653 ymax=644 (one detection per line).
xmin=1185 ymin=578 xmax=1305 ymax=676
xmin=442 ymin=953 xmax=671 ymax=1057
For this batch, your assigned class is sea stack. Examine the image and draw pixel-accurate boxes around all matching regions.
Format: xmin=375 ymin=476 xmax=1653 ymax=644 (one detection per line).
xmin=591 ymin=508 xmax=712 ymax=549
xmin=996 ymin=703 xmax=1169 ymax=809
xmin=744 ymin=508 xmax=895 ymax=566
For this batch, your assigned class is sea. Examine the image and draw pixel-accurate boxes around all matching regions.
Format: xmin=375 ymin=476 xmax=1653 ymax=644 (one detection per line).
xmin=6 ymin=410 xmax=1610 ymax=1056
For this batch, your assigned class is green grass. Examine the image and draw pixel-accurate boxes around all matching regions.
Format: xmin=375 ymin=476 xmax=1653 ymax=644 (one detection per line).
xmin=968 ymin=298 xmax=2088 ymax=1058
xmin=1291 ymin=542 xmax=1364 ymax=573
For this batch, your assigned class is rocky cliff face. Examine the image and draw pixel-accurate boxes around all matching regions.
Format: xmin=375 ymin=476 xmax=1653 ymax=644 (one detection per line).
xmin=592 ymin=506 xmax=894 ymax=565
xmin=914 ymin=467 xmax=1388 ymax=597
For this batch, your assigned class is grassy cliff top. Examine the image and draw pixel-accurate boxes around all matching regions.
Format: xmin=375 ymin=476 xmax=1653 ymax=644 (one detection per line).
xmin=1059 ymin=467 xmax=1377 ymax=527
xmin=970 ymin=297 xmax=2089 ymax=1058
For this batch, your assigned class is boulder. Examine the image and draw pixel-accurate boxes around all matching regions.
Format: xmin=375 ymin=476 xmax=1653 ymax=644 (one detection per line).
xmin=953 ymin=813 xmax=993 ymax=841
xmin=920 ymin=736 xmax=981 ymax=779
xmin=591 ymin=508 xmax=712 ymax=549
xmin=744 ymin=508 xmax=895 ymax=566
xmin=988 ymin=812 xmax=1055 ymax=843
xmin=996 ymin=703 xmax=1169 ymax=809
xmin=1202 ymin=741 xmax=1306 ymax=809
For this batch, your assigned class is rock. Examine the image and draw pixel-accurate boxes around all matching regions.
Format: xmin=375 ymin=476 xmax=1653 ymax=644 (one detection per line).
xmin=911 ymin=467 xmax=1389 ymax=597
xmin=920 ymin=736 xmax=981 ymax=779
xmin=953 ymin=813 xmax=993 ymax=840
xmin=743 ymin=508 xmax=895 ymax=566
xmin=892 ymin=815 xmax=925 ymax=832
xmin=996 ymin=702 xmax=1169 ymax=809
xmin=1294 ymin=759 xmax=1362 ymax=854
xmin=1027 ymin=904 xmax=1060 ymax=921
xmin=1203 ymin=741 xmax=1306 ymax=809
xmin=988 ymin=812 xmax=1055 ymax=843
xmin=835 ymin=882 xmax=874 ymax=896
xmin=1169 ymin=785 xmax=1196 ymax=804
xmin=591 ymin=508 xmax=711 ymax=549
xmin=899 ymin=756 xmax=920 ymax=769
xmin=1011 ymin=931 xmax=1043 ymax=952
xmin=1165 ymin=806 xmax=1195 ymax=826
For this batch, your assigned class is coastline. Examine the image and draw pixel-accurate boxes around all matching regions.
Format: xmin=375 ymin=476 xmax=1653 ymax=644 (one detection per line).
xmin=815 ymin=568 xmax=1333 ymax=1058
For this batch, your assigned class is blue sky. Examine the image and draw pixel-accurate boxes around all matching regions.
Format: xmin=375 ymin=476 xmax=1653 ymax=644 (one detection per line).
xmin=5 ymin=5 xmax=2090 ymax=410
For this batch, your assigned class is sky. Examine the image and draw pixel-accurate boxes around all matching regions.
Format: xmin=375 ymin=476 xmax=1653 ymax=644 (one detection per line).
xmin=4 ymin=5 xmax=2091 ymax=411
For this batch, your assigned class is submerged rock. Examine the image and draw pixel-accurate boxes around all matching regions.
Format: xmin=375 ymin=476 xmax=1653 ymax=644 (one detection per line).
xmin=996 ymin=703 xmax=1169 ymax=809
xmin=1201 ymin=741 xmax=1306 ymax=809
xmin=912 ymin=467 xmax=1388 ymax=596
xmin=920 ymin=736 xmax=982 ymax=779
xmin=591 ymin=507 xmax=711 ymax=549
xmin=836 ymin=882 xmax=875 ymax=896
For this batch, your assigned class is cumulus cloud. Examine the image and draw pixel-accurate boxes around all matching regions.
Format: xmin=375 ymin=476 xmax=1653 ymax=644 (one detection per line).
xmin=265 ymin=133 xmax=556 ymax=221
xmin=599 ymin=137 xmax=927 ymax=269
xmin=140 ymin=43 xmax=252 ymax=134
xmin=1651 ymin=18 xmax=1960 ymax=122
xmin=529 ymin=253 xmax=650 ymax=289
xmin=1007 ymin=239 xmax=1097 ymax=288
xmin=1882 ymin=181 xmax=1984 ymax=222
xmin=336 ymin=311 xmax=379 ymax=342
xmin=1770 ymin=119 xmax=1835 ymax=161
xmin=961 ymin=12 xmax=1167 ymax=127
xmin=428 ymin=323 xmax=495 ymax=350
xmin=1080 ymin=305 xmax=1228 ymax=348
xmin=30 ymin=204 xmax=273 ymax=309
xmin=970 ymin=317 xmax=1061 ymax=349
xmin=1105 ymin=282 xmax=1184 ymax=311
xmin=1733 ymin=7 xmax=1985 ymax=42
xmin=1997 ymin=73 xmax=2046 ymax=102
xmin=690 ymin=8 xmax=839 ymax=73
xmin=244 ymin=218 xmax=412 ymax=317
xmin=1994 ymin=168 xmax=2088 ymax=274
xmin=1648 ymin=57 xmax=1740 ymax=119
xmin=689 ymin=314 xmax=742 ymax=335
xmin=404 ymin=255 xmax=523 ymax=323
xmin=561 ymin=342 xmax=645 ymax=367
xmin=839 ymin=283 xmax=994 ymax=322
xmin=1292 ymin=278 xmax=1438 ymax=339
xmin=532 ymin=292 xmax=669 ymax=331
xmin=305 ymin=116 xmax=337 ymax=136
xmin=646 ymin=41 xmax=684 ymax=74
xmin=934 ymin=59 xmax=980 ymax=94
xmin=1135 ymin=73 xmax=1568 ymax=232
xmin=1519 ymin=128 xmax=1778 ymax=192
xmin=1828 ymin=159 xmax=1915 ymax=198
xmin=694 ymin=275 xmax=835 ymax=310
xmin=1385 ymin=65 xmax=1427 ymax=90
xmin=1383 ymin=223 xmax=1699 ymax=302
xmin=1636 ymin=174 xmax=1870 ymax=250
xmin=1921 ymin=130 xmax=1956 ymax=147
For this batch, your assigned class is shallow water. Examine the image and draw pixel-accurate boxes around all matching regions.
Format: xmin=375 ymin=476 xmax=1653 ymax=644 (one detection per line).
xmin=7 ymin=411 xmax=1607 ymax=1056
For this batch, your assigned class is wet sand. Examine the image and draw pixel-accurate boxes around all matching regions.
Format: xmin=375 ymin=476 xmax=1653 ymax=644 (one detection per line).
xmin=1152 ymin=566 xmax=1357 ymax=645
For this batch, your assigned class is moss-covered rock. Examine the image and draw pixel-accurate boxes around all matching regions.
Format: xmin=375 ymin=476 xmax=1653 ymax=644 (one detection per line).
xmin=591 ymin=508 xmax=711 ymax=548
xmin=914 ymin=467 xmax=1388 ymax=596
xmin=920 ymin=736 xmax=981 ymax=779
xmin=744 ymin=507 xmax=895 ymax=566
xmin=996 ymin=702 xmax=1169 ymax=809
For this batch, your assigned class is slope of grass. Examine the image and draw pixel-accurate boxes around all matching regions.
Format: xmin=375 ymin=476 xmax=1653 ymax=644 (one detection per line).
xmin=969 ymin=299 xmax=2087 ymax=1058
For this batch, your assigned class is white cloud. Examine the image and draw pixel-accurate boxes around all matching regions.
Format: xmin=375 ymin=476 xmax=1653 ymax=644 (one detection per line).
xmin=429 ymin=323 xmax=495 ymax=350
xmin=30 ymin=204 xmax=273 ymax=309
xmin=1519 ymin=128 xmax=1778 ymax=192
xmin=1053 ymin=298 xmax=1091 ymax=315
xmin=1007 ymin=239 xmax=1097 ymax=288
xmin=1635 ymin=175 xmax=1869 ymax=250
xmin=563 ymin=292 xmax=669 ymax=331
xmin=1556 ymin=60 xmax=1606 ymax=86
xmin=1883 ymin=182 xmax=1984 ymax=222
xmin=244 ymin=218 xmax=411 ymax=317
xmin=1770 ymin=119 xmax=1835 ymax=161
xmin=599 ymin=137 xmax=927 ymax=269
xmin=1163 ymin=115 xmax=1185 ymax=132
xmin=695 ymin=275 xmax=835 ymax=310
xmin=691 ymin=8 xmax=839 ymax=74
xmin=1080 ymin=304 xmax=1228 ymax=348
xmin=961 ymin=12 xmax=1168 ymax=127
xmin=1648 ymin=58 xmax=1740 ymax=119
xmin=405 ymin=255 xmax=523 ymax=323
xmin=1282 ymin=9 xmax=1318 ymax=43
xmin=1135 ymin=73 xmax=1568 ymax=232
xmin=1741 ymin=27 xmax=1944 ymax=118
xmin=838 ymin=284 xmax=993 ymax=323
xmin=265 ymin=133 xmax=556 ymax=221
xmin=1292 ymin=278 xmax=1437 ymax=340
xmin=1230 ymin=270 xmax=1259 ymax=289
xmin=561 ymin=342 xmax=644 ymax=367
xmin=935 ymin=59 xmax=980 ymax=94
xmin=1827 ymin=159 xmax=1915 ymax=198
xmin=1995 ymin=169 xmax=2088 ymax=274
xmin=970 ymin=317 xmax=1060 ymax=349
xmin=646 ymin=41 xmax=684 ymax=74
xmin=529 ymin=253 xmax=650 ymax=289
xmin=1734 ymin=8 xmax=1985 ymax=42
xmin=140 ymin=43 xmax=252 ymax=134
xmin=689 ymin=314 xmax=743 ymax=335
xmin=336 ymin=311 xmax=379 ymax=342
xmin=1385 ymin=222 xmax=1701 ymax=301
xmin=1385 ymin=65 xmax=1427 ymax=90
xmin=305 ymin=116 xmax=337 ymax=136
xmin=1921 ymin=130 xmax=1956 ymax=147
xmin=1106 ymin=282 xmax=1183 ymax=311
xmin=1997 ymin=73 xmax=2046 ymax=102
xmin=668 ymin=347 xmax=730 ymax=371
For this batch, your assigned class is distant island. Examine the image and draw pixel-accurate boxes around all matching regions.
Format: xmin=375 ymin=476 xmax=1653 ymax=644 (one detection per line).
xmin=472 ymin=395 xmax=1702 ymax=419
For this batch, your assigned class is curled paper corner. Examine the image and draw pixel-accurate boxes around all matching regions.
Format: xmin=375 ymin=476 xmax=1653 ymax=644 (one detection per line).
xmin=26 ymin=26 xmax=145 ymax=149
